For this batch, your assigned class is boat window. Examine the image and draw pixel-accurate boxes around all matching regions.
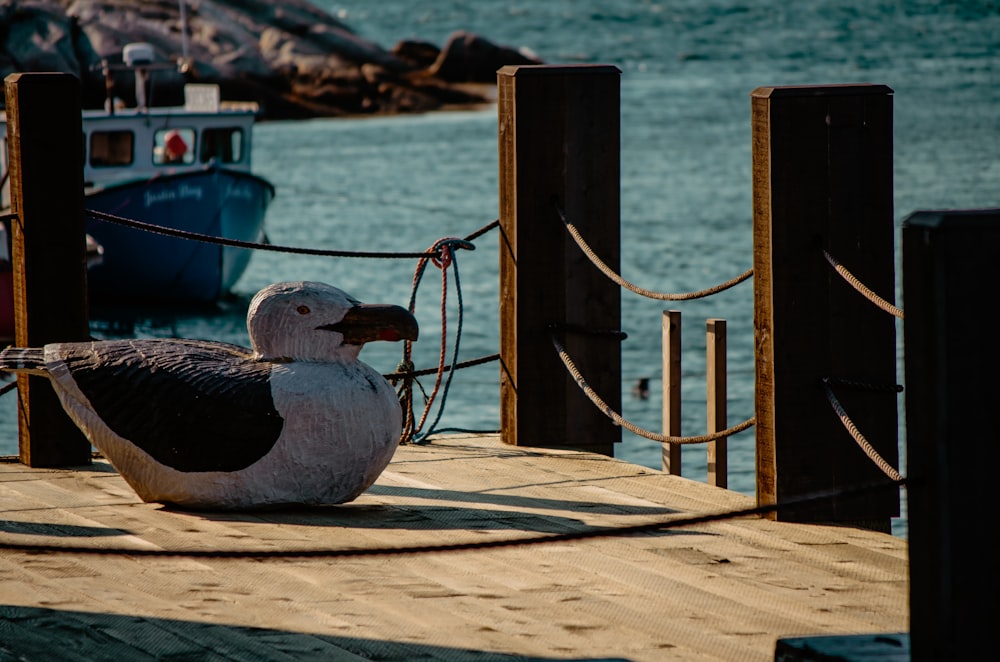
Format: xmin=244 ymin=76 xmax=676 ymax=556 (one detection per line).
xmin=200 ymin=127 xmax=243 ymax=164
xmin=89 ymin=131 xmax=134 ymax=167
xmin=153 ymin=128 xmax=196 ymax=165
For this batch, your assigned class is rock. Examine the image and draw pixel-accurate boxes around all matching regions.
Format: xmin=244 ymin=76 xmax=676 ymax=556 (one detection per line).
xmin=0 ymin=0 xmax=543 ymax=119
xmin=426 ymin=31 xmax=543 ymax=83
xmin=391 ymin=39 xmax=440 ymax=70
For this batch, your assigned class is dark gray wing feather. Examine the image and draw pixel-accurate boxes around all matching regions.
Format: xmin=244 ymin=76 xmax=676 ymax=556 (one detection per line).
xmin=58 ymin=339 xmax=283 ymax=472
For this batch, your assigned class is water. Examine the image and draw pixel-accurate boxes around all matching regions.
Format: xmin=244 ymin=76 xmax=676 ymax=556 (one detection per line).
xmin=2 ymin=1 xmax=997 ymax=538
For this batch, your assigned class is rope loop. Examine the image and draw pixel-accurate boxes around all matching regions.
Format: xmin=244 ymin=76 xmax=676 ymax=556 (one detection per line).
xmin=430 ymin=237 xmax=475 ymax=270
xmin=397 ymin=236 xmax=479 ymax=445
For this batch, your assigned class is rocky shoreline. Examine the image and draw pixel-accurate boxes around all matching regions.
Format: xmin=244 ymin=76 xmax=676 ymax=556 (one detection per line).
xmin=0 ymin=0 xmax=543 ymax=119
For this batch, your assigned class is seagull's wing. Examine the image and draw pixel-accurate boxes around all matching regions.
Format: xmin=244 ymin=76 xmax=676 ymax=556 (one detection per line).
xmin=52 ymin=339 xmax=284 ymax=472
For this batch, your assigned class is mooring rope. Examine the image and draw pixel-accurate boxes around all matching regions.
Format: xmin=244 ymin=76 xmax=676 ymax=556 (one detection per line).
xmin=822 ymin=249 xmax=904 ymax=319
xmin=0 ymin=476 xmax=904 ymax=558
xmin=549 ymin=331 xmax=755 ymax=444
xmin=396 ymin=238 xmax=476 ymax=444
xmin=821 ymin=377 xmax=904 ymax=482
xmin=420 ymin=245 xmax=466 ymax=441
xmin=553 ymin=203 xmax=753 ymax=301
xmin=463 ymin=218 xmax=500 ymax=242
xmin=86 ymin=208 xmax=498 ymax=260
xmin=383 ymin=353 xmax=499 ymax=381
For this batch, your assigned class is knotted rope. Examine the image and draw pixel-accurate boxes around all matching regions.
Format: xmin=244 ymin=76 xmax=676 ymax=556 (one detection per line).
xmin=395 ymin=238 xmax=475 ymax=444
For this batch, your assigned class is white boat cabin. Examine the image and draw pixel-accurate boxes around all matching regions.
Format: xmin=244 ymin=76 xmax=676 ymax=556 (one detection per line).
xmin=2 ymin=90 xmax=258 ymax=206
xmin=79 ymin=85 xmax=259 ymax=191
xmin=1 ymin=43 xmax=261 ymax=205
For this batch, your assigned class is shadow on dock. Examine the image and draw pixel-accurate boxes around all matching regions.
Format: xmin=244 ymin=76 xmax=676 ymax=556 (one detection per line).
xmin=0 ymin=605 xmax=630 ymax=661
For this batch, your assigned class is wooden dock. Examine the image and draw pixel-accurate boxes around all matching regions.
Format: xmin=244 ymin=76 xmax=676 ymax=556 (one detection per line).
xmin=0 ymin=434 xmax=906 ymax=661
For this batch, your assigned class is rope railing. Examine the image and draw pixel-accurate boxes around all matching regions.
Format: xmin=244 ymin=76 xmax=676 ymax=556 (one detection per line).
xmin=821 ymin=377 xmax=904 ymax=482
xmin=85 ymin=208 xmax=499 ymax=260
xmin=549 ymin=330 xmax=755 ymax=444
xmin=17 ymin=196 xmax=901 ymax=485
xmin=553 ymin=202 xmax=753 ymax=301
xmin=822 ymin=248 xmax=904 ymax=319
xmin=384 ymin=353 xmax=499 ymax=381
xmin=0 ymin=211 xmax=504 ymax=440
xmin=0 ymin=475 xmax=904 ymax=558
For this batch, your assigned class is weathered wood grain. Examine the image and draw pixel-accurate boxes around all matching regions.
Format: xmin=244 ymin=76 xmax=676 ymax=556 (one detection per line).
xmin=751 ymin=84 xmax=898 ymax=527
xmin=4 ymin=72 xmax=92 ymax=467
xmin=0 ymin=434 xmax=907 ymax=661
xmin=497 ymin=64 xmax=622 ymax=457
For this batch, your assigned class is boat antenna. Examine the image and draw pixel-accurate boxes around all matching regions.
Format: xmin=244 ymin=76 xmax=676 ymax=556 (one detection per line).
xmin=178 ymin=1 xmax=192 ymax=73
xmin=101 ymin=58 xmax=115 ymax=115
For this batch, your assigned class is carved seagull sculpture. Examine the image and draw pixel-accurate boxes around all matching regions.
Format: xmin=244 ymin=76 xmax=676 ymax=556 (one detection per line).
xmin=0 ymin=281 xmax=418 ymax=510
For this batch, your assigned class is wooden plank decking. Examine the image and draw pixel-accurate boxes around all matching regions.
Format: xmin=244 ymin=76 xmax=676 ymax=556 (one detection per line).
xmin=0 ymin=434 xmax=907 ymax=661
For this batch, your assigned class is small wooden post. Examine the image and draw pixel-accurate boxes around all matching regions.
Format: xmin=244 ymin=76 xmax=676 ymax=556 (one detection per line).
xmin=498 ymin=64 xmax=622 ymax=456
xmin=752 ymin=84 xmax=897 ymax=527
xmin=661 ymin=310 xmax=681 ymax=473
xmin=903 ymin=209 xmax=1000 ymax=660
xmin=706 ymin=319 xmax=727 ymax=488
xmin=5 ymin=73 xmax=91 ymax=466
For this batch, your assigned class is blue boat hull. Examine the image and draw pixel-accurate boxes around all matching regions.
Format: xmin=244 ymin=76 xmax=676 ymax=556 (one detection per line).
xmin=85 ymin=167 xmax=274 ymax=303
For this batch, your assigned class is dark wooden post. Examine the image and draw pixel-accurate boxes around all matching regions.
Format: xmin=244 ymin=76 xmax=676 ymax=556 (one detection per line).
xmin=5 ymin=73 xmax=91 ymax=466
xmin=498 ymin=64 xmax=621 ymax=456
xmin=752 ymin=85 xmax=898 ymax=527
xmin=903 ymin=209 xmax=1000 ymax=660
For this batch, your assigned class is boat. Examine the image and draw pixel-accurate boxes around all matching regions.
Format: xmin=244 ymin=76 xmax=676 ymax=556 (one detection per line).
xmin=1 ymin=41 xmax=275 ymax=304
xmin=0 ymin=224 xmax=104 ymax=343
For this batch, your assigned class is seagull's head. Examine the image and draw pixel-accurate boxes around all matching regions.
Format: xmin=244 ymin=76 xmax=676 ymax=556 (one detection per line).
xmin=247 ymin=281 xmax=419 ymax=362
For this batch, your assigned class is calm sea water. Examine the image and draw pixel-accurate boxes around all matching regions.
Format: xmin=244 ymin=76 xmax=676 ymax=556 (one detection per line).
xmin=2 ymin=1 xmax=997 ymax=537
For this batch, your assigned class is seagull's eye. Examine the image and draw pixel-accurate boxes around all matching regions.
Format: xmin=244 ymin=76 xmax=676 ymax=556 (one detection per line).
xmin=296 ymin=305 xmax=310 ymax=315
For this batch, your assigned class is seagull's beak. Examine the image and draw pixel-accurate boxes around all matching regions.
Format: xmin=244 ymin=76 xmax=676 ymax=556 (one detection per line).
xmin=318 ymin=304 xmax=419 ymax=345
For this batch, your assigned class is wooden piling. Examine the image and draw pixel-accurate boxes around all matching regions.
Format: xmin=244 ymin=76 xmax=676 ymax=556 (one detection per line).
xmin=661 ymin=310 xmax=681 ymax=473
xmin=706 ymin=319 xmax=727 ymax=488
xmin=4 ymin=73 xmax=91 ymax=466
xmin=903 ymin=209 xmax=1000 ymax=660
xmin=751 ymin=84 xmax=897 ymax=527
xmin=497 ymin=64 xmax=622 ymax=456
